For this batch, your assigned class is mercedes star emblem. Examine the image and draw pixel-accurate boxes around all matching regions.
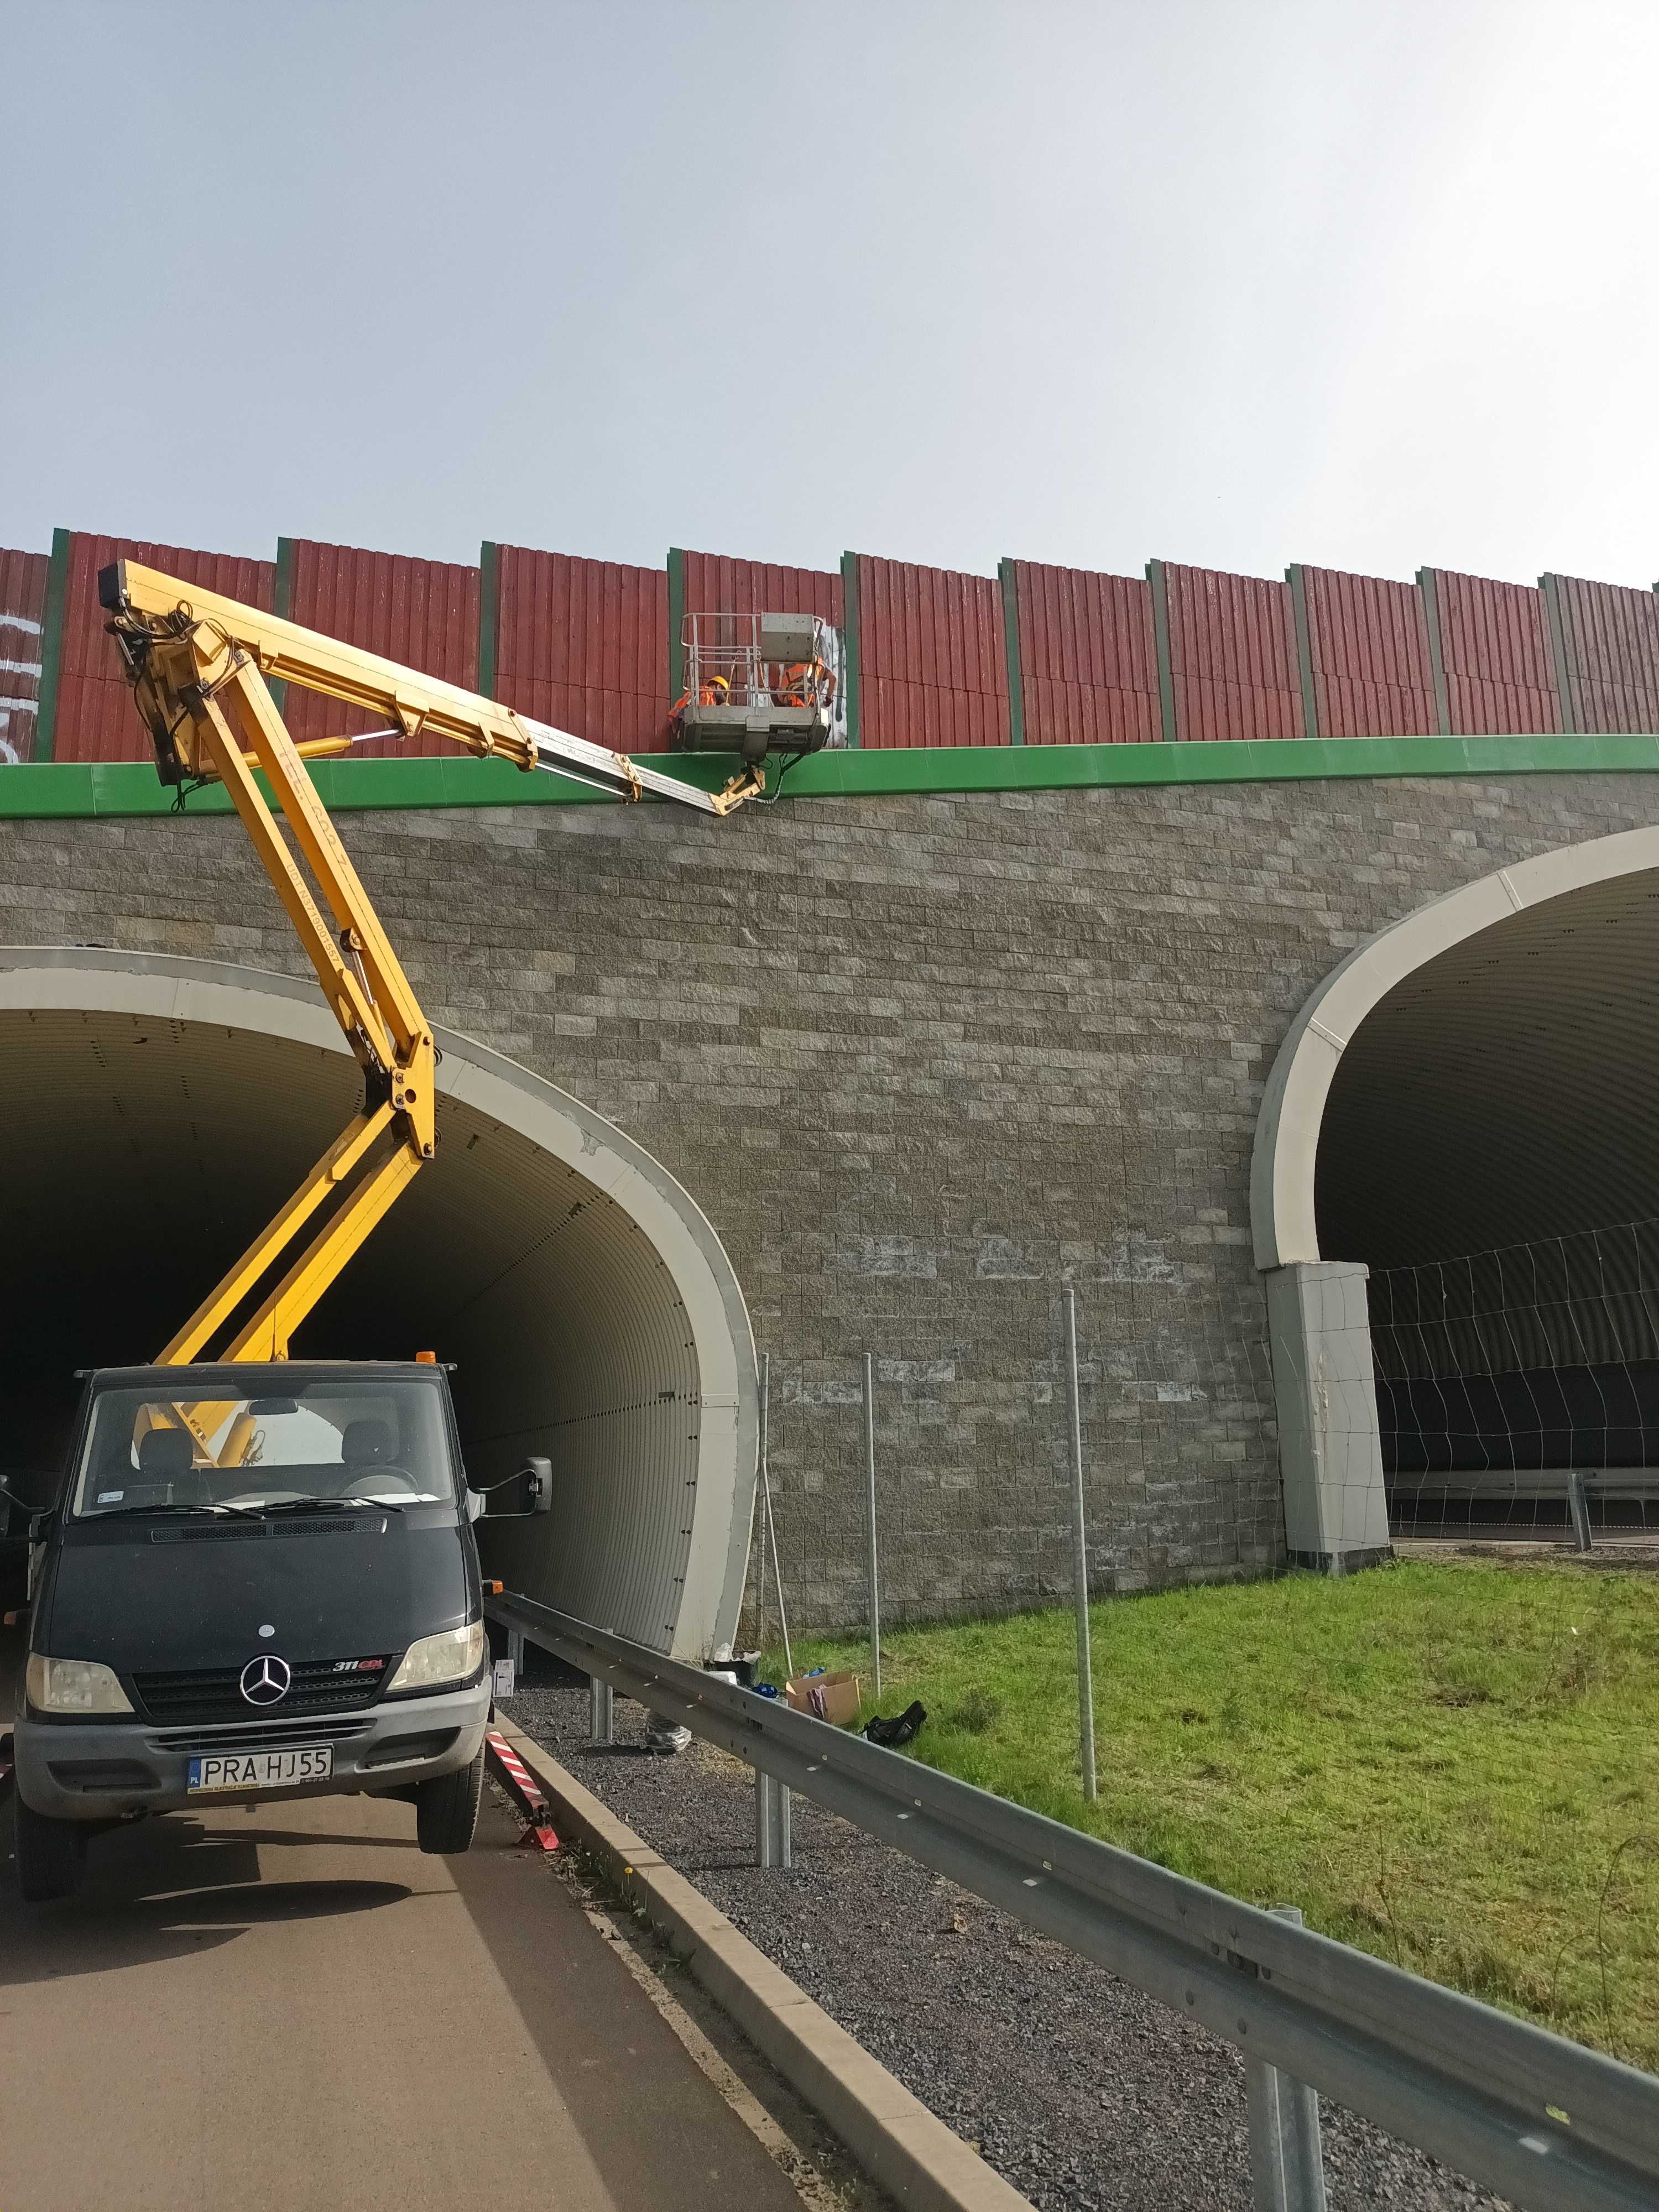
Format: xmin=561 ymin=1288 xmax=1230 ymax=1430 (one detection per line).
xmin=240 ymin=1653 xmax=293 ymax=1707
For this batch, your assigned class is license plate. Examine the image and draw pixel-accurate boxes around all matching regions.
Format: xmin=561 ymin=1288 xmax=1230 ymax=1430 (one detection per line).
xmin=187 ymin=1746 xmax=333 ymax=1793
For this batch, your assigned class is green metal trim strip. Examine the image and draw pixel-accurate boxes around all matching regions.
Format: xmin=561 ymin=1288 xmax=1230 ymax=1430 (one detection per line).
xmin=32 ymin=529 xmax=71 ymax=763
xmin=666 ymin=546 xmax=685 ymax=707
xmin=1286 ymin=564 xmax=1319 ymax=741
xmin=273 ymin=536 xmax=294 ymax=621
xmin=1416 ymin=566 xmax=1452 ymax=735
xmin=1538 ymin=572 xmax=1576 ymax=734
xmin=839 ymin=551 xmax=862 ymax=748
xmin=1146 ymin=558 xmax=1176 ymax=743
xmin=997 ymin=557 xmax=1025 ymax=747
xmin=270 ymin=535 xmax=295 ymax=716
xmin=6 ymin=734 xmax=1659 ymax=822
xmin=478 ymin=540 xmax=499 ymax=700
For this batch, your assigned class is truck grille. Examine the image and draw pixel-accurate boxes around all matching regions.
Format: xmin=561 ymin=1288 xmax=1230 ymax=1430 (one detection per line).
xmin=152 ymin=1718 xmax=374 ymax=1752
xmin=131 ymin=1657 xmax=393 ymax=1725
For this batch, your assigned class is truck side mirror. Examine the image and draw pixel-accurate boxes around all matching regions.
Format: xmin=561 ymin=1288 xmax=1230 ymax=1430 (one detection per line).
xmin=0 ymin=1475 xmax=58 ymax=1536
xmin=472 ymin=1457 xmax=553 ymax=1519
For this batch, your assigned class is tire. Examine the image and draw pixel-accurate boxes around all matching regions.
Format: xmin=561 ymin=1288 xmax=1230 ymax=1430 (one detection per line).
xmin=414 ymin=1746 xmax=484 ymax=1855
xmin=13 ymin=1794 xmax=88 ymax=1903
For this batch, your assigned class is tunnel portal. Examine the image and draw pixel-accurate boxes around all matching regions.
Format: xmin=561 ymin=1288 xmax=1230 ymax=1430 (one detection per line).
xmin=0 ymin=948 xmax=757 ymax=1658
xmin=1254 ymin=827 xmax=1659 ymax=1553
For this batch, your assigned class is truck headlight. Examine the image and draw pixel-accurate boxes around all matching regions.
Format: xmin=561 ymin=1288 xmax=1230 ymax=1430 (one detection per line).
xmin=27 ymin=1654 xmax=134 ymax=1715
xmin=385 ymin=1622 xmax=485 ymax=1695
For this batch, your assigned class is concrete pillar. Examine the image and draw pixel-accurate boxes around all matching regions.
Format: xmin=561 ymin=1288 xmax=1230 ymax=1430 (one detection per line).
xmin=1264 ymin=1261 xmax=1392 ymax=1573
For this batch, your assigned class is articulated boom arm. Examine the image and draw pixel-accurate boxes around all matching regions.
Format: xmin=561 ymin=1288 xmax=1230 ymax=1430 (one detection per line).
xmin=100 ymin=560 xmax=756 ymax=1409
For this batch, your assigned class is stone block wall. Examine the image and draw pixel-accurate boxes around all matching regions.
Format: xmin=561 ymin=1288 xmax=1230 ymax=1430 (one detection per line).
xmin=2 ymin=767 xmax=1653 ymax=1629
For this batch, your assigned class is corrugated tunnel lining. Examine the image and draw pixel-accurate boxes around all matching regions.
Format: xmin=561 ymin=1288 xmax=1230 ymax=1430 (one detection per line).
xmin=1316 ymin=867 xmax=1659 ymax=1270
xmin=0 ymin=954 xmax=755 ymax=1659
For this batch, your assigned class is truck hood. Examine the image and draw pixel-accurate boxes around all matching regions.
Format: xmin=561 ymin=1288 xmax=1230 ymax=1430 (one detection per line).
xmin=39 ymin=1511 xmax=476 ymax=1674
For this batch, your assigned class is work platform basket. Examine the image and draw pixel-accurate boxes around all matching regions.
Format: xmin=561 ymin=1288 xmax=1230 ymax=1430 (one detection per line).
xmin=674 ymin=612 xmax=846 ymax=764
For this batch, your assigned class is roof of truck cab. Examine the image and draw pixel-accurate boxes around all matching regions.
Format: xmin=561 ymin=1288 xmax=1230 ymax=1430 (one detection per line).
xmin=84 ymin=1361 xmax=453 ymax=1386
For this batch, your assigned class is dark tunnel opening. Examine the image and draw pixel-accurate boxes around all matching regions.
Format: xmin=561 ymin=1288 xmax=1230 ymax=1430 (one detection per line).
xmin=0 ymin=953 xmax=754 ymax=1653
xmin=1313 ymin=867 xmax=1659 ymax=1536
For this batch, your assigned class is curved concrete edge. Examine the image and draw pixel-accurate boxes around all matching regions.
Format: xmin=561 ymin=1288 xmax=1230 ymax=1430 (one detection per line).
xmin=1249 ymin=825 xmax=1659 ymax=1269
xmin=0 ymin=946 xmax=758 ymax=1660
xmin=494 ymin=1720 xmax=1033 ymax=2212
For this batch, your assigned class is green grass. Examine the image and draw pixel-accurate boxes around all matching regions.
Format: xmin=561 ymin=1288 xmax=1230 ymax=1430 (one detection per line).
xmin=768 ymin=1560 xmax=1659 ymax=2069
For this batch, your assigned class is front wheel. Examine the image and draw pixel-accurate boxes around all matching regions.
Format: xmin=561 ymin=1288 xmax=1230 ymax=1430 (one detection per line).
xmin=414 ymin=1747 xmax=483 ymax=1855
xmin=13 ymin=1794 xmax=88 ymax=1902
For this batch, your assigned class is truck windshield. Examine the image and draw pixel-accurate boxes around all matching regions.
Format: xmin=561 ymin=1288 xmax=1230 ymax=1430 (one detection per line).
xmin=70 ymin=1375 xmax=458 ymax=1517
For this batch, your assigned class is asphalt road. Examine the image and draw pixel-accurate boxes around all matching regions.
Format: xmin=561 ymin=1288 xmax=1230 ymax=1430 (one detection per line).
xmin=0 ymin=1636 xmax=806 ymax=2212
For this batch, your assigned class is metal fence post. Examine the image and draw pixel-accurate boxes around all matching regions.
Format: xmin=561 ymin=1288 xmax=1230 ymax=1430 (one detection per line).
xmin=863 ymin=1351 xmax=881 ymax=1702
xmin=1246 ymin=1907 xmax=1328 ymax=2211
xmin=589 ymin=1675 xmax=614 ymax=1745
xmin=759 ymin=1350 xmax=794 ymax=1679
xmin=755 ymin=1769 xmax=792 ymax=1867
xmin=755 ymin=1349 xmax=771 ymax=1646
xmin=1568 ymin=1471 xmax=1595 ymax=1553
xmin=507 ymin=1627 xmax=525 ymax=1681
xmin=1065 ymin=1287 xmax=1098 ymax=1801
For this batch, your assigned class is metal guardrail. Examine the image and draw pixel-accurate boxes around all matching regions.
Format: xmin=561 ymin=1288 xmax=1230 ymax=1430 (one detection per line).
xmin=486 ymin=1590 xmax=1659 ymax=2212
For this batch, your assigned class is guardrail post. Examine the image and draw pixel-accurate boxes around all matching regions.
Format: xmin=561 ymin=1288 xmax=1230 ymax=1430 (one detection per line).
xmin=1245 ymin=1907 xmax=1327 ymax=2212
xmin=507 ymin=1627 xmax=525 ymax=1679
xmin=755 ymin=1769 xmax=792 ymax=1867
xmin=589 ymin=1675 xmax=614 ymax=1745
xmin=1568 ymin=1472 xmax=1595 ymax=1553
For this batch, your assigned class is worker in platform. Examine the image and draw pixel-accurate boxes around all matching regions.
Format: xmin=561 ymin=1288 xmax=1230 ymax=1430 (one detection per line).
xmin=775 ymin=660 xmax=832 ymax=709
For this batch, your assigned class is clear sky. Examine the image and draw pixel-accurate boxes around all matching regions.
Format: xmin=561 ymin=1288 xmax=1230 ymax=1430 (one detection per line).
xmin=3 ymin=1 xmax=1655 ymax=589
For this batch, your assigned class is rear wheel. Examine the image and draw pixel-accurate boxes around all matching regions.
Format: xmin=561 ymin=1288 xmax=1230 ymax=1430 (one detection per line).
xmin=13 ymin=1795 xmax=88 ymax=1902
xmin=414 ymin=1746 xmax=483 ymax=1855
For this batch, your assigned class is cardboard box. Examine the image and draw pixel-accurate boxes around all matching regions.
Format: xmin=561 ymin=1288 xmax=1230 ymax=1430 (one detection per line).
xmin=785 ymin=1668 xmax=861 ymax=1726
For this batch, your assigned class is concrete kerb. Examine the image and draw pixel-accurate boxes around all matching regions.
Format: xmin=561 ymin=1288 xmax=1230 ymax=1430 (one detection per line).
xmin=492 ymin=1718 xmax=1033 ymax=2212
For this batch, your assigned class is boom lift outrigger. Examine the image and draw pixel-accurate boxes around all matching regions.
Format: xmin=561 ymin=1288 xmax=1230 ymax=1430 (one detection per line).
xmin=100 ymin=560 xmax=758 ymax=1452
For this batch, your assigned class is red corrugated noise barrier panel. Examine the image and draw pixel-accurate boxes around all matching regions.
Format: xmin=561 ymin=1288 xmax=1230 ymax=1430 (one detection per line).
xmin=493 ymin=546 xmax=669 ymax=754
xmin=0 ymin=548 xmax=49 ymax=761
xmin=1160 ymin=563 xmax=1303 ymax=743
xmin=29 ymin=524 xmax=1659 ymax=765
xmin=681 ymin=550 xmax=842 ymax=627
xmin=853 ymin=556 xmax=1009 ymax=748
xmin=1546 ymin=575 xmax=1659 ymax=734
xmin=1007 ymin=561 xmax=1159 ymax=743
xmin=55 ymin=536 xmax=275 ymax=763
xmin=282 ymin=542 xmax=478 ymax=759
xmin=1296 ymin=566 xmax=1439 ymax=739
xmin=1425 ymin=569 xmax=1559 ymax=736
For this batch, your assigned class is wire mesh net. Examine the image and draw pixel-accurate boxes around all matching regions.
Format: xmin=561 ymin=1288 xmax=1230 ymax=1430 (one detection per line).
xmin=1370 ymin=1218 xmax=1659 ymax=1545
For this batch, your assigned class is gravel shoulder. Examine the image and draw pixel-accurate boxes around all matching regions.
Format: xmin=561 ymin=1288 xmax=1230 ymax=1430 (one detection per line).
xmin=506 ymin=1658 xmax=1509 ymax=2212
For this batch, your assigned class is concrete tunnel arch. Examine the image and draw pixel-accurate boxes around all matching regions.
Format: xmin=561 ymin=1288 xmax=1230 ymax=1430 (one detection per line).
xmin=1249 ymin=824 xmax=1659 ymax=1563
xmin=0 ymin=947 xmax=758 ymax=1659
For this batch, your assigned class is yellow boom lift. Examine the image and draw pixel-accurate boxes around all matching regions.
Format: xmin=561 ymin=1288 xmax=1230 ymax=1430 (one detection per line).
xmin=99 ymin=560 xmax=760 ymax=1453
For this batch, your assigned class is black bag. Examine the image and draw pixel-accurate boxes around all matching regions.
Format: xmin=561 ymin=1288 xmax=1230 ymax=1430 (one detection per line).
xmin=863 ymin=1699 xmax=926 ymax=1748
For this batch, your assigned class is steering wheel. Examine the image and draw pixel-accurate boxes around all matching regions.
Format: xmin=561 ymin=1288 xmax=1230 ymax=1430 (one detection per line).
xmin=344 ymin=1463 xmax=424 ymax=1494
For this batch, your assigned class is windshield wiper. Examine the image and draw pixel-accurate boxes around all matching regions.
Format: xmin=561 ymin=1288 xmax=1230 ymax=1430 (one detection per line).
xmin=90 ymin=1502 xmax=233 ymax=1520
xmin=234 ymin=1494 xmax=406 ymax=1516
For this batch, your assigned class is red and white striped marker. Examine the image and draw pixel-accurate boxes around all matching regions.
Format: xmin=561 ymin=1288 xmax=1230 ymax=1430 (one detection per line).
xmin=484 ymin=1728 xmax=559 ymax=1853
